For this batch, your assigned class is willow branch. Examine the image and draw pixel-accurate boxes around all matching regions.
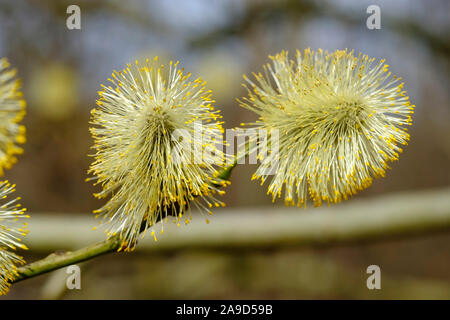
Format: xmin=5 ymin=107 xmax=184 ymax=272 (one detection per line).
xmin=12 ymin=237 xmax=121 ymax=283
xmin=11 ymin=163 xmax=237 ymax=284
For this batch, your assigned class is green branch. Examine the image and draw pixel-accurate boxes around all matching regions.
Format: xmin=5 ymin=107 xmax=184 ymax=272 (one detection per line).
xmin=11 ymin=163 xmax=237 ymax=284
xmin=13 ymin=237 xmax=121 ymax=283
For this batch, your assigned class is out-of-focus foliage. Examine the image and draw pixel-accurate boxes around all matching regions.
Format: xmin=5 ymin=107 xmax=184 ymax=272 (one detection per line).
xmin=29 ymin=63 xmax=79 ymax=121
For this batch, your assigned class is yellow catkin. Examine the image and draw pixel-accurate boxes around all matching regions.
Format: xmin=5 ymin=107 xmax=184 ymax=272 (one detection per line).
xmin=239 ymin=49 xmax=413 ymax=207
xmin=0 ymin=181 xmax=28 ymax=295
xmin=89 ymin=58 xmax=229 ymax=250
xmin=0 ymin=58 xmax=26 ymax=176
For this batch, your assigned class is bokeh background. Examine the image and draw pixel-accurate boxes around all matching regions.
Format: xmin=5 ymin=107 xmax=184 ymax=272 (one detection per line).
xmin=0 ymin=0 xmax=449 ymax=299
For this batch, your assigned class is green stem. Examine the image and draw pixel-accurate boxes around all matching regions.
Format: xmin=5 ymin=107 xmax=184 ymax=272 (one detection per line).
xmin=13 ymin=237 xmax=121 ymax=283
xmin=12 ymin=163 xmax=237 ymax=284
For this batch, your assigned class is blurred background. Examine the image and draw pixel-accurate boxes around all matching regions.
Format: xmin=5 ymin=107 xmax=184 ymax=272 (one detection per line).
xmin=0 ymin=0 xmax=449 ymax=299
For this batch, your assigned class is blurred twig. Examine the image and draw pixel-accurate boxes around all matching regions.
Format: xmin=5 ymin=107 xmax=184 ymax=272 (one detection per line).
xmin=40 ymin=263 xmax=87 ymax=299
xmin=11 ymin=187 xmax=450 ymax=284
